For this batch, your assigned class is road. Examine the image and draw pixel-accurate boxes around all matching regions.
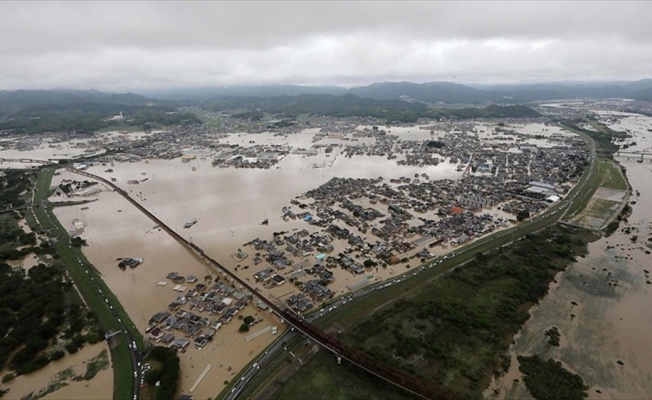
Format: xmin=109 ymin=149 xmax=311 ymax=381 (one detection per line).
xmin=35 ymin=198 xmax=144 ymax=400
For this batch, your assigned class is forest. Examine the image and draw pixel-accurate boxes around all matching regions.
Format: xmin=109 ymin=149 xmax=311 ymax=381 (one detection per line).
xmin=0 ymin=170 xmax=101 ymax=389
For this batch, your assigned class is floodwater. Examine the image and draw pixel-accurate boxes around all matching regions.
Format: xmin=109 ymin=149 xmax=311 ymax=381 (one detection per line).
xmin=52 ymin=182 xmax=286 ymax=399
xmin=0 ymin=343 xmax=112 ymax=400
xmin=487 ymin=114 xmax=652 ymax=399
xmin=79 ymin=145 xmax=462 ymax=256
xmin=0 ymin=121 xmax=584 ymax=398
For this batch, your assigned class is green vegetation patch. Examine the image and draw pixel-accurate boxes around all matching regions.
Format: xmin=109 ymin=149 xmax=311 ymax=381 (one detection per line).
xmin=598 ymin=160 xmax=629 ymax=191
xmin=0 ymin=171 xmax=102 ymax=380
xmin=143 ymin=346 xmax=181 ymax=400
xmin=342 ymin=225 xmax=595 ymax=399
xmin=75 ymin=349 xmax=109 ymax=381
xmin=559 ymin=120 xmax=629 ymax=156
xmin=517 ymin=355 xmax=588 ymax=400
xmin=271 ymin=349 xmax=417 ymax=400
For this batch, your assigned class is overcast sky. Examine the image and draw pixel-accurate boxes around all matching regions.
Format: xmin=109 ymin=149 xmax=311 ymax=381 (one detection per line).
xmin=1 ymin=1 xmax=651 ymax=91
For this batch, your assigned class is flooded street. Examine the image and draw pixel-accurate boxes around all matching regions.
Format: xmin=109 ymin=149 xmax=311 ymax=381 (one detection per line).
xmin=1 ymin=343 xmax=112 ymax=400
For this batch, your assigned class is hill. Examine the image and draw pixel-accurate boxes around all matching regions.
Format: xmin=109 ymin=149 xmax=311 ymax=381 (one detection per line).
xmin=0 ymin=90 xmax=199 ymax=134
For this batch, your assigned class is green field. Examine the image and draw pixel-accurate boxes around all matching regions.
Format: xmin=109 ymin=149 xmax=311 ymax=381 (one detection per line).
xmin=271 ymin=349 xmax=417 ymax=400
xmin=598 ymin=159 xmax=629 ymax=191
xmin=32 ymin=167 xmax=141 ymax=400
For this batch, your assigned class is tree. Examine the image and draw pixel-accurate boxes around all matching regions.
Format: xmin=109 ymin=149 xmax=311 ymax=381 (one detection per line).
xmin=243 ymin=316 xmax=255 ymax=325
xmin=239 ymin=323 xmax=250 ymax=333
xmin=517 ymin=209 xmax=530 ymax=222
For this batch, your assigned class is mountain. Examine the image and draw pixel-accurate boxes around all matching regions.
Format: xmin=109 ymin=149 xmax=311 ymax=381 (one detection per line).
xmin=347 ymin=81 xmax=652 ymax=104
xmin=632 ymin=88 xmax=652 ymax=102
xmin=348 ymin=81 xmax=497 ymax=104
xmin=0 ymin=89 xmax=198 ymax=134
xmin=0 ymin=89 xmax=159 ymax=114
xmin=150 ymin=79 xmax=652 ymax=105
xmin=140 ymin=85 xmax=347 ymax=101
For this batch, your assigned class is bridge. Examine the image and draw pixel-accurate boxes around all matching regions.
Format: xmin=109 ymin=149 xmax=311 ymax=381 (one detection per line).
xmin=69 ymin=167 xmax=460 ymax=400
xmin=614 ymin=150 xmax=652 ymax=160
xmin=0 ymin=157 xmax=52 ymax=164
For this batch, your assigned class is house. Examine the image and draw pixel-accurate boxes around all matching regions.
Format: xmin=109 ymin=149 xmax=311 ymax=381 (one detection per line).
xmin=172 ymin=338 xmax=190 ymax=350
xmin=194 ymin=336 xmax=208 ymax=349
xmin=477 ymin=164 xmax=492 ymax=173
xmin=451 ymin=233 xmax=470 ymax=245
xmin=149 ymin=311 xmax=170 ymax=325
xmin=149 ymin=327 xmax=164 ymax=341
xmin=163 ymin=316 xmax=178 ymax=329
xmin=161 ymin=333 xmax=175 ymax=345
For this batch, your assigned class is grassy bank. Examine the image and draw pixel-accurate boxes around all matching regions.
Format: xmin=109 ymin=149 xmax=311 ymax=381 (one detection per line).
xmin=32 ymin=167 xmax=141 ymax=400
xmin=598 ymin=159 xmax=629 ymax=191
xmin=271 ymin=348 xmax=417 ymax=400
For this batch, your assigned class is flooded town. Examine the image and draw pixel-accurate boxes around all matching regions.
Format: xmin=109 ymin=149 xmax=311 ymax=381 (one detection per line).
xmin=2 ymin=3 xmax=652 ymax=400
xmin=3 ymin=98 xmax=649 ymax=399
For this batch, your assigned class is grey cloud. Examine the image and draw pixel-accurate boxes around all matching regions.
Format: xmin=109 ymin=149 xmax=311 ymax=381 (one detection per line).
xmin=1 ymin=1 xmax=651 ymax=90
